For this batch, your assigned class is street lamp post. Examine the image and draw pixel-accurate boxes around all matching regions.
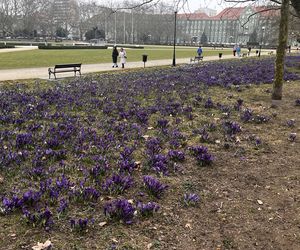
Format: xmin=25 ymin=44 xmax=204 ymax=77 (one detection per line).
xmin=172 ymin=11 xmax=177 ymax=67
xmin=114 ymin=11 xmax=117 ymax=44
xmin=258 ymin=26 xmax=265 ymax=57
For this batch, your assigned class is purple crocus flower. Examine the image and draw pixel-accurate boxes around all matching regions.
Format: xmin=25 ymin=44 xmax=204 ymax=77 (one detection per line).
xmin=118 ymin=159 xmax=137 ymax=173
xmin=253 ymin=115 xmax=270 ymax=124
xmin=146 ymin=137 xmax=161 ymax=156
xmin=157 ymin=119 xmax=169 ymax=128
xmin=143 ymin=175 xmax=168 ymax=198
xmin=289 ymin=133 xmax=297 ymax=142
xmin=102 ymin=174 xmax=133 ymax=194
xmin=168 ymin=150 xmax=185 ymax=162
xmin=83 ymin=187 xmax=100 ymax=201
xmin=189 ymin=146 xmax=213 ymax=166
xmin=223 ymin=121 xmax=241 ymax=135
xmin=240 ymin=109 xmax=253 ymax=122
xmin=70 ymin=218 xmax=90 ymax=231
xmin=104 ymin=199 xmax=135 ymax=224
xmin=16 ymin=133 xmax=33 ymax=148
xmin=148 ymin=154 xmax=169 ymax=175
xmin=137 ymin=201 xmax=160 ymax=217
xmin=22 ymin=189 xmax=41 ymax=206
xmin=57 ymin=199 xmax=68 ymax=213
xmin=286 ymin=119 xmax=296 ymax=128
xmin=183 ymin=193 xmax=200 ymax=206
xmin=204 ymin=97 xmax=214 ymax=108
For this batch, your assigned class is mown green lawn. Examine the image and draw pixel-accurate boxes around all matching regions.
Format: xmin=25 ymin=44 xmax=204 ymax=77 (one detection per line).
xmin=0 ymin=47 xmax=232 ymax=69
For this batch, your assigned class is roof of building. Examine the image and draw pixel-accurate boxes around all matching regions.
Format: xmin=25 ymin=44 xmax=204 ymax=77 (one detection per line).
xmin=178 ymin=12 xmax=210 ymax=20
xmin=212 ymin=7 xmax=245 ymax=20
xmin=178 ymin=7 xmax=245 ymax=20
xmin=177 ymin=6 xmax=279 ymax=21
xmin=254 ymin=6 xmax=280 ymax=17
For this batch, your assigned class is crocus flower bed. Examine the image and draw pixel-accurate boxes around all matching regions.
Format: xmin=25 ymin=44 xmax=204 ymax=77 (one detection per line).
xmin=0 ymin=56 xmax=299 ymax=249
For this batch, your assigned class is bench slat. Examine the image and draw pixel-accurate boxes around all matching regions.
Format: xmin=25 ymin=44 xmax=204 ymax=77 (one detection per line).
xmin=53 ymin=69 xmax=81 ymax=73
xmin=55 ymin=63 xmax=81 ymax=69
xmin=190 ymin=56 xmax=203 ymax=63
xmin=48 ymin=63 xmax=82 ymax=79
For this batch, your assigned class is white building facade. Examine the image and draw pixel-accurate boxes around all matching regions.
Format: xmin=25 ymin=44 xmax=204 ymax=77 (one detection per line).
xmin=177 ymin=6 xmax=279 ymax=46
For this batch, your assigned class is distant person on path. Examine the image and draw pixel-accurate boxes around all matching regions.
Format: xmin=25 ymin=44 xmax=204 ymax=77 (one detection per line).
xmin=119 ymin=48 xmax=127 ymax=69
xmin=248 ymin=46 xmax=251 ymax=56
xmin=233 ymin=45 xmax=237 ymax=56
xmin=236 ymin=45 xmax=241 ymax=57
xmin=112 ymin=46 xmax=119 ymax=68
xmin=197 ymin=46 xmax=203 ymax=57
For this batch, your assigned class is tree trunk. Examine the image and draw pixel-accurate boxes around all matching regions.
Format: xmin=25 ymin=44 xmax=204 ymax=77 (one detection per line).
xmin=272 ymin=0 xmax=290 ymax=102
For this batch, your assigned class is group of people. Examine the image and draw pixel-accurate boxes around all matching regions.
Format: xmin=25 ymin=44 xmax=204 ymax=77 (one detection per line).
xmin=233 ymin=44 xmax=242 ymax=57
xmin=112 ymin=46 xmax=127 ymax=68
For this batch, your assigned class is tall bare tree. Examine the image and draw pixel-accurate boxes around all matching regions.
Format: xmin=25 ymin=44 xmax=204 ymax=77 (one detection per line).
xmin=224 ymin=0 xmax=299 ymax=105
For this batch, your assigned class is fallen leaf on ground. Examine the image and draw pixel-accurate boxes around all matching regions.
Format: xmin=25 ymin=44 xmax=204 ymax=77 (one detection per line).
xmin=111 ymin=238 xmax=118 ymax=243
xmin=32 ymin=240 xmax=52 ymax=250
xmin=99 ymin=222 xmax=107 ymax=227
xmin=257 ymin=200 xmax=263 ymax=205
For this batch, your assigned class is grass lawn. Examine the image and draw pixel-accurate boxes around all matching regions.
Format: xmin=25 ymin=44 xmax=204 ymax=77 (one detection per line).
xmin=0 ymin=47 xmax=232 ymax=69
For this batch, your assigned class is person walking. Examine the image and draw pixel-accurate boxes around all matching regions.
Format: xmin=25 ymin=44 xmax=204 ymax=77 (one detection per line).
xmin=233 ymin=44 xmax=237 ymax=56
xmin=197 ymin=46 xmax=203 ymax=57
xmin=248 ymin=46 xmax=251 ymax=56
xmin=119 ymin=48 xmax=127 ymax=69
xmin=236 ymin=45 xmax=241 ymax=57
xmin=112 ymin=46 xmax=119 ymax=68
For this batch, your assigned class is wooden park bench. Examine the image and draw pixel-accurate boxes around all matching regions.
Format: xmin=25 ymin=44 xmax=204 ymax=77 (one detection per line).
xmin=48 ymin=63 xmax=82 ymax=79
xmin=190 ymin=56 xmax=203 ymax=63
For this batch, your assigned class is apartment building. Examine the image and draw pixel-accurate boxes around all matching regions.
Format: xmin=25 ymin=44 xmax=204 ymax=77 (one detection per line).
xmin=177 ymin=6 xmax=279 ymax=46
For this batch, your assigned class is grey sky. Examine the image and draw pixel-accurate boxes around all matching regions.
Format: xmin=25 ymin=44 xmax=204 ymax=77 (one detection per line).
xmin=179 ymin=0 xmax=227 ymax=13
xmin=92 ymin=0 xmax=233 ymax=14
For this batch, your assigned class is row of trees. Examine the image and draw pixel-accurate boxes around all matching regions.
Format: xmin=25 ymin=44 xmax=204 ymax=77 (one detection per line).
xmin=0 ymin=0 xmax=177 ymax=43
xmin=0 ymin=0 xmax=79 ymax=38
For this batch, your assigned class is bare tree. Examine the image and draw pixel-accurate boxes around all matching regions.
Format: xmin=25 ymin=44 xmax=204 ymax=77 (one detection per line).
xmin=224 ymin=0 xmax=299 ymax=104
xmin=272 ymin=0 xmax=289 ymax=103
xmin=0 ymin=0 xmax=20 ymax=37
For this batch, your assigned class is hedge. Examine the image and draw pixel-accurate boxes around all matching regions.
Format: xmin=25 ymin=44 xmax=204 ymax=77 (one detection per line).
xmin=38 ymin=45 xmax=108 ymax=50
xmin=107 ymin=44 xmax=144 ymax=49
xmin=0 ymin=44 xmax=15 ymax=49
xmin=1 ymin=42 xmax=48 ymax=46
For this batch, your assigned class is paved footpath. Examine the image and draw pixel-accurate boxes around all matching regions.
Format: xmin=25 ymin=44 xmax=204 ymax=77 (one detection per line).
xmin=0 ymin=53 xmax=269 ymax=81
xmin=0 ymin=45 xmax=38 ymax=53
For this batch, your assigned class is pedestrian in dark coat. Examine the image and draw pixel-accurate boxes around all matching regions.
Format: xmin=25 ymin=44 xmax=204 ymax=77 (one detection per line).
xmin=112 ymin=46 xmax=119 ymax=68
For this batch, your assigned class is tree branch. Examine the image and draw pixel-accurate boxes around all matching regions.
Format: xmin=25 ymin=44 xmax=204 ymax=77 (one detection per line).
xmin=224 ymin=0 xmax=281 ymax=3
xmin=241 ymin=7 xmax=281 ymax=27
xmin=112 ymin=0 xmax=156 ymax=12
xmin=223 ymin=0 xmax=256 ymax=3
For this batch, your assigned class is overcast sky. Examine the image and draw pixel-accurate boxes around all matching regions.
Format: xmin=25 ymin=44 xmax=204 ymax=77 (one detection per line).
xmin=93 ymin=0 xmax=236 ymax=14
xmin=179 ymin=0 xmax=227 ymax=13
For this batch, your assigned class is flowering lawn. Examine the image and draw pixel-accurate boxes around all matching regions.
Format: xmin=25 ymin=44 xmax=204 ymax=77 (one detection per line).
xmin=0 ymin=56 xmax=300 ymax=249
